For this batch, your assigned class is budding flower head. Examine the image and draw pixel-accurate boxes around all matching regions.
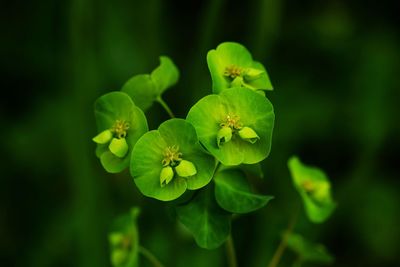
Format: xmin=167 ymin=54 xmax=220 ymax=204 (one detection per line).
xmin=159 ymin=146 xmax=197 ymax=187
xmin=238 ymin=127 xmax=260 ymax=144
xmin=162 ymin=145 xmax=182 ymax=167
xmin=224 ymin=65 xmax=243 ymax=79
xmin=93 ymin=119 xmax=130 ymax=158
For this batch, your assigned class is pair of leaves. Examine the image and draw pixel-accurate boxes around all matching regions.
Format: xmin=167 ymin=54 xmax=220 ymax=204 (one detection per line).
xmin=94 ymin=92 xmax=148 ymax=173
xmin=186 ymin=87 xmax=275 ymax=166
xmin=108 ymin=208 xmax=140 ymax=267
xmin=207 ymin=42 xmax=273 ymax=94
xmin=176 ymin=169 xmax=273 ymax=249
xmin=122 ymin=56 xmax=179 ymax=111
xmin=288 ymin=156 xmax=336 ymax=223
xmin=287 ymin=233 xmax=334 ymax=265
xmin=131 ymin=119 xmax=215 ymax=201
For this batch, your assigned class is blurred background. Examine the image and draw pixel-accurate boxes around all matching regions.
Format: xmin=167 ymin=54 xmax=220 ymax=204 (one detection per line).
xmin=1 ymin=0 xmax=399 ymax=266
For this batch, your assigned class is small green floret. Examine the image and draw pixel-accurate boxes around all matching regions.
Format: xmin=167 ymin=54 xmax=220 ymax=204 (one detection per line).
xmin=93 ymin=119 xmax=131 ymax=158
xmin=217 ymin=115 xmax=259 ymax=147
xmin=238 ymin=126 xmax=260 ymax=144
xmin=159 ymin=146 xmax=197 ymax=186
xmin=109 ymin=138 xmax=129 ymax=158
xmin=162 ymin=145 xmax=182 ymax=167
xmin=160 ymin=166 xmax=174 ymax=187
xmin=112 ymin=120 xmax=130 ymax=139
xmin=175 ymin=160 xmax=197 ymax=177
xmin=217 ymin=126 xmax=233 ymax=147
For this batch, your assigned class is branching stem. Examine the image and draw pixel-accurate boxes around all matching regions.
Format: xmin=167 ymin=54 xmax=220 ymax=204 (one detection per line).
xmin=267 ymin=206 xmax=300 ymax=267
xmin=157 ymin=96 xmax=175 ymax=118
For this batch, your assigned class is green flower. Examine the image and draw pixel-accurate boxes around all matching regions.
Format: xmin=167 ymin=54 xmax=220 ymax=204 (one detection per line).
xmin=130 ymin=119 xmax=215 ymax=201
xmin=288 ymin=156 xmax=336 ymax=223
xmin=186 ymin=87 xmax=274 ymax=166
xmin=207 ymin=42 xmax=273 ymax=94
xmin=93 ymin=92 xmax=148 ymax=173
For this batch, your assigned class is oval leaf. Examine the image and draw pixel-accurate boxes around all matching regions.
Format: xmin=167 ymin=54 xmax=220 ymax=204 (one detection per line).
xmin=122 ymin=56 xmax=179 ymax=111
xmin=176 ymin=187 xmax=231 ymax=249
xmin=214 ymin=169 xmax=273 ymax=213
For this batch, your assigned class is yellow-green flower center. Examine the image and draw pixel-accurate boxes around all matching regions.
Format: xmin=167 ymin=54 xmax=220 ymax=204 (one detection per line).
xmin=112 ymin=120 xmax=130 ymax=139
xmin=162 ymin=146 xmax=183 ymax=167
xmin=220 ymin=115 xmax=242 ymax=131
xmin=224 ymin=65 xmax=243 ymax=79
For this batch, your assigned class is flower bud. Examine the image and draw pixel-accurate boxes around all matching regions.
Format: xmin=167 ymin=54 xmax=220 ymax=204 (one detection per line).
xmin=109 ymin=137 xmax=129 ymax=158
xmin=217 ymin=126 xmax=232 ymax=147
xmin=244 ymin=68 xmax=264 ymax=81
xmin=92 ymin=129 xmax=113 ymax=144
xmin=175 ymin=160 xmax=197 ymax=177
xmin=160 ymin=166 xmax=174 ymax=187
xmin=238 ymin=127 xmax=260 ymax=144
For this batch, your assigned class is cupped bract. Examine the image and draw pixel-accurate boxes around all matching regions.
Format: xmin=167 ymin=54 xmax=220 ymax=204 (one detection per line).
xmin=288 ymin=156 xmax=336 ymax=223
xmin=207 ymin=42 xmax=273 ymax=94
xmin=186 ymin=88 xmax=275 ymax=166
xmin=93 ymin=92 xmax=148 ymax=173
xmin=130 ymin=119 xmax=215 ymax=201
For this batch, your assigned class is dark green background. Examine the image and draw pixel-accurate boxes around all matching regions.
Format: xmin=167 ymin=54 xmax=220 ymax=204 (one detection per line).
xmin=1 ymin=0 xmax=399 ymax=266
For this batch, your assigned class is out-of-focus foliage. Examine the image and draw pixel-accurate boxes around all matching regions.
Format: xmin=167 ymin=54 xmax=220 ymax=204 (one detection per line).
xmin=108 ymin=208 xmax=140 ymax=267
xmin=1 ymin=0 xmax=399 ymax=267
xmin=288 ymin=156 xmax=336 ymax=223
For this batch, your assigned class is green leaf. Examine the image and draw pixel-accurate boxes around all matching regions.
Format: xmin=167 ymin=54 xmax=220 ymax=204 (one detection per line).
xmin=121 ymin=74 xmax=157 ymax=111
xmin=214 ymin=169 xmax=273 ymax=213
xmin=131 ymin=119 xmax=215 ymax=201
xmin=151 ymin=56 xmax=179 ymax=92
xmin=176 ymin=187 xmax=231 ymax=249
xmin=207 ymin=42 xmax=273 ymax=94
xmin=94 ymin=92 xmax=148 ymax=173
xmin=219 ymin=163 xmax=264 ymax=179
xmin=186 ymin=87 xmax=274 ymax=166
xmin=121 ymin=56 xmax=179 ymax=111
xmin=109 ymin=207 xmax=141 ymax=267
xmin=287 ymin=233 xmax=334 ymax=265
xmin=288 ymin=156 xmax=336 ymax=223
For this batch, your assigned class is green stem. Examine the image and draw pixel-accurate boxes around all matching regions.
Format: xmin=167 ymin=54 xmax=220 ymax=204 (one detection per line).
xmin=225 ymin=235 xmax=238 ymax=267
xmin=267 ymin=206 xmax=299 ymax=267
xmin=157 ymin=96 xmax=175 ymax=118
xmin=139 ymin=246 xmax=165 ymax=267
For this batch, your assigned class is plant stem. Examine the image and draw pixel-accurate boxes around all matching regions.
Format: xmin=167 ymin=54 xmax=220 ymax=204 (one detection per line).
xmin=267 ymin=206 xmax=299 ymax=267
xmin=157 ymin=96 xmax=175 ymax=118
xmin=225 ymin=235 xmax=238 ymax=267
xmin=139 ymin=246 xmax=165 ymax=267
